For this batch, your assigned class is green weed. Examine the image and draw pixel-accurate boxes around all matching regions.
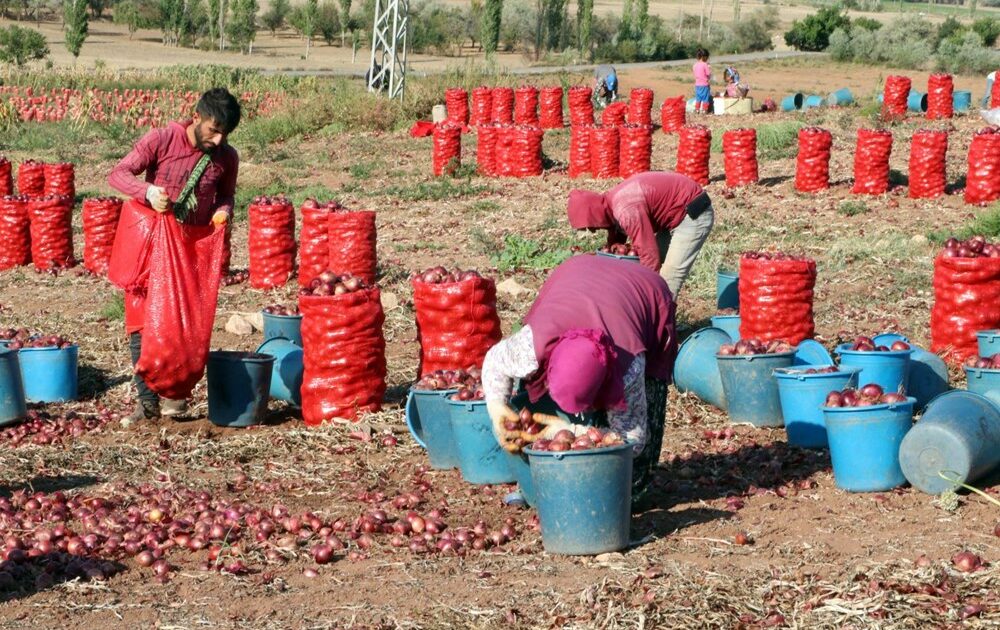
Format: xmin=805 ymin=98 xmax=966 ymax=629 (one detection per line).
xmin=380 ymin=178 xmax=492 ymax=202
xmin=489 ymin=233 xmax=576 ymax=272
xmin=469 ymin=200 xmax=501 ymax=215
xmin=349 ymin=160 xmax=382 ymax=180
xmin=710 ymin=121 xmax=804 ymax=160
xmin=393 ymin=241 xmax=447 ymax=253
xmin=99 ymin=293 xmax=125 ymax=322
xmin=838 ymin=200 xmax=870 ymax=217
xmin=928 ymin=203 xmax=1000 ymax=243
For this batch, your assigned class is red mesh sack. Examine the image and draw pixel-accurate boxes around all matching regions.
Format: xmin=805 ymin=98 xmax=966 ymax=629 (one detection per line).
xmin=739 ymin=255 xmax=817 ymax=345
xmin=569 ymin=124 xmax=593 ymax=179
xmin=412 ymin=274 xmax=502 ymax=376
xmin=491 ymin=87 xmax=514 ymax=124
xmin=590 ymin=126 xmax=620 ymax=179
xmin=0 ymin=195 xmax=30 ymax=271
xmin=627 ymin=88 xmax=654 ymax=125
xmin=108 ymin=199 xmax=156 ymax=293
xmin=220 ymin=229 xmax=232 ymax=276
xmin=43 ymin=162 xmax=74 ymax=199
xmin=445 ymin=88 xmax=469 ymax=127
xmin=926 ymin=74 xmax=954 ymax=120
xmin=908 ymin=130 xmax=948 ymax=200
xmin=299 ymin=199 xmax=342 ymax=287
xmin=494 ymin=126 xmax=514 ymax=177
xmin=470 ymin=87 xmax=493 ymax=126
xmin=82 ymin=196 xmax=122 ymax=275
xmin=514 ymin=86 xmax=539 ymax=126
xmin=568 ymin=87 xmax=594 ymax=126
xmin=676 ymin=125 xmax=711 ymax=186
xmin=248 ymin=195 xmax=296 ymax=289
xmin=17 ymin=160 xmax=44 ymax=196
xmin=723 ymin=128 xmax=759 ymax=188
xmin=27 ymin=195 xmax=74 ymax=271
xmin=507 ymin=126 xmax=544 ymax=178
xmin=660 ymin=97 xmax=686 ymax=134
xmin=432 ymin=124 xmax=462 ymax=176
xmin=299 ymin=288 xmax=386 ymax=424
xmin=601 ymin=102 xmax=628 ymax=127
xmin=476 ymin=124 xmax=498 ymax=176
xmin=851 ymin=128 xmax=893 ymax=195
xmin=0 ymin=158 xmax=12 ymax=196
xmin=619 ymin=124 xmax=653 ymax=178
xmin=795 ymin=127 xmax=832 ymax=193
xmin=930 ymin=253 xmax=1000 ymax=363
xmin=964 ymin=128 xmax=1000 ymax=206
xmin=991 ymin=78 xmax=1000 ymax=108
xmin=328 ymin=210 xmax=377 ymax=284
xmin=539 ymin=87 xmax=564 ymax=129
xmin=882 ymin=76 xmax=910 ymax=120
xmin=136 ymin=213 xmax=226 ymax=399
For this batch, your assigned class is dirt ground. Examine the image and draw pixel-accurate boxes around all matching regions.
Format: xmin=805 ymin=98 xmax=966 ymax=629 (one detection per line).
xmin=0 ymin=60 xmax=998 ymax=628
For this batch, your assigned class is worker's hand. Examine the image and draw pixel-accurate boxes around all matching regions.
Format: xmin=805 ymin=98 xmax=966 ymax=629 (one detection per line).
xmin=145 ymin=186 xmax=170 ymax=212
xmin=487 ymin=399 xmax=523 ymax=453
xmin=533 ymin=413 xmax=586 ymax=441
xmin=211 ymin=210 xmax=230 ymax=232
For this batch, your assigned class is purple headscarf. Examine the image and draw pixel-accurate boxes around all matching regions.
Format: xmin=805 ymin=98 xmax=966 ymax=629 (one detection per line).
xmin=546 ymin=328 xmax=626 ymax=414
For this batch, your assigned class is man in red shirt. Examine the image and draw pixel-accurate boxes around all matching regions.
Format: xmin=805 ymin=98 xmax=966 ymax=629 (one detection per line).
xmin=566 ymin=171 xmax=714 ymax=299
xmin=108 ymin=87 xmax=241 ymax=423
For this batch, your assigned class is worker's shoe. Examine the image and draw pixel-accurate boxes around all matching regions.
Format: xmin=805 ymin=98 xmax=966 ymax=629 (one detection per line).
xmin=160 ymin=398 xmax=188 ymax=418
xmin=122 ymin=399 xmax=160 ymax=427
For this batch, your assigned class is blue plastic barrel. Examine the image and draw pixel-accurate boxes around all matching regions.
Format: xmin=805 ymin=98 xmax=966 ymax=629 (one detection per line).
xmin=871 ymin=334 xmax=949 ymax=408
xmin=835 ymin=344 xmax=911 ymax=396
xmin=0 ymin=348 xmax=26 ymax=426
xmin=407 ymin=388 xmax=460 ymax=469
xmin=964 ymin=366 xmax=1000 ymax=407
xmin=255 ymin=338 xmax=302 ymax=406
xmin=977 ymin=330 xmax=1000 ymax=358
xmin=527 ymin=442 xmax=633 ymax=554
xmin=717 ymin=351 xmax=795 ymax=427
xmin=826 ymin=88 xmax=854 ymax=107
xmin=710 ymin=315 xmax=741 ymax=341
xmin=596 ymin=251 xmax=639 ymax=263
xmin=781 ymin=93 xmax=804 ymax=111
xmin=774 ymin=366 xmax=860 ymax=448
xmin=907 ymin=91 xmax=928 ymax=113
xmin=18 ymin=345 xmax=78 ymax=403
xmin=716 ymin=269 xmax=739 ymax=310
xmin=448 ymin=399 xmax=513 ymax=484
xmin=953 ymin=90 xmax=972 ymax=112
xmin=504 ymin=452 xmax=535 ymax=506
xmin=804 ymin=95 xmax=824 ymax=109
xmin=899 ymin=391 xmax=1000 ymax=494
xmin=262 ymin=312 xmax=303 ymax=347
xmin=673 ymin=327 xmax=730 ymax=410
xmin=823 ymin=397 xmax=915 ymax=492
xmin=206 ymin=351 xmax=275 ymax=427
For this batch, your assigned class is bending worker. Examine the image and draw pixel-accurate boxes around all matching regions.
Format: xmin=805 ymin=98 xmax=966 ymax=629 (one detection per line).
xmin=108 ymin=87 xmax=241 ymax=424
xmin=482 ymin=254 xmax=677 ymax=506
xmin=567 ymin=171 xmax=713 ymax=299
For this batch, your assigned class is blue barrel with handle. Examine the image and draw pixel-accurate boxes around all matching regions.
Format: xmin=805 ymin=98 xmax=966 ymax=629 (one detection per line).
xmin=774 ymin=366 xmax=860 ymax=448
xmin=781 ymin=93 xmax=804 ymax=111
xmin=907 ymin=91 xmax=928 ymax=113
xmin=978 ymin=330 xmax=1000 ymax=358
xmin=255 ymin=338 xmax=302 ymax=406
xmin=804 ymin=95 xmax=824 ymax=109
xmin=823 ymin=396 xmax=915 ymax=492
xmin=717 ymin=351 xmax=795 ymax=427
xmin=406 ymin=387 xmax=460 ymax=469
xmin=953 ymin=90 xmax=972 ymax=112
xmin=826 ymin=88 xmax=854 ymax=107
xmin=710 ymin=314 xmax=740 ymax=341
xmin=716 ymin=269 xmax=739 ymax=310
xmin=835 ymin=344 xmax=912 ymax=396
xmin=871 ymin=334 xmax=949 ymax=409
xmin=449 ymin=399 xmax=513 ymax=484
xmin=18 ymin=345 xmax=78 ymax=403
xmin=899 ymin=391 xmax=1000 ymax=495
xmin=0 ymin=348 xmax=26 ymax=427
xmin=964 ymin=366 xmax=1000 ymax=407
xmin=206 ymin=351 xmax=275 ymax=427
xmin=674 ymin=327 xmax=730 ymax=410
xmin=262 ymin=311 xmax=303 ymax=347
xmin=527 ymin=442 xmax=633 ymax=555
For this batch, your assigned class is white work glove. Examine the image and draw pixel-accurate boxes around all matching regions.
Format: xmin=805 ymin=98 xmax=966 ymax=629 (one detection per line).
xmin=535 ymin=414 xmax=588 ymax=441
xmin=487 ymin=399 xmax=522 ymax=453
xmin=145 ymin=185 xmax=170 ymax=212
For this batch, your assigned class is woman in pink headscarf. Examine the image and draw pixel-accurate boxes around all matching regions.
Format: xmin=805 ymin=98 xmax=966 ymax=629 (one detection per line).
xmin=482 ymin=255 xmax=677 ymax=504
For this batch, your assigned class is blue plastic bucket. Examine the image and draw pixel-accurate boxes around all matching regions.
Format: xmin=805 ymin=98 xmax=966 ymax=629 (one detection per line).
xmin=823 ymin=397 xmax=915 ymax=492
xmin=804 ymin=95 xmax=824 ymax=109
xmin=871 ymin=334 xmax=949 ymax=408
xmin=504 ymin=452 xmax=535 ymax=506
xmin=673 ymin=327 xmax=730 ymax=410
xmin=710 ymin=315 xmax=741 ymax=341
xmin=255 ymin=338 xmax=302 ymax=406
xmin=774 ymin=366 xmax=860 ymax=448
xmin=794 ymin=340 xmax=834 ymax=367
xmin=448 ymin=400 xmax=513 ymax=484
xmin=716 ymin=269 xmax=739 ymax=310
xmin=206 ymin=351 xmax=275 ymax=428
xmin=526 ymin=442 xmax=633 ymax=554
xmin=977 ymin=330 xmax=1000 ymax=358
xmin=826 ymin=88 xmax=854 ymax=107
xmin=781 ymin=93 xmax=804 ymax=111
xmin=717 ymin=351 xmax=795 ymax=427
xmin=899 ymin=391 xmax=1000 ymax=494
xmin=18 ymin=345 xmax=78 ymax=403
xmin=953 ymin=90 xmax=972 ymax=112
xmin=407 ymin=388 xmax=460 ymax=469
xmin=964 ymin=367 xmax=1000 ymax=408
xmin=0 ymin=348 xmax=26 ymax=427
xmin=596 ymin=251 xmax=639 ymax=263
xmin=262 ymin=312 xmax=303 ymax=347
xmin=907 ymin=91 xmax=928 ymax=113
xmin=835 ymin=345 xmax=911 ymax=396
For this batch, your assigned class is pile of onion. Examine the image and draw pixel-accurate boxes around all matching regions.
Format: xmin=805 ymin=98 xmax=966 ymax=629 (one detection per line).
xmin=849 ymin=336 xmax=910 ymax=352
xmin=941 ymin=236 xmax=1000 ymax=259
xmin=0 ymin=328 xmax=30 ymax=343
xmin=253 ymin=194 xmax=291 ymax=206
xmin=7 ymin=333 xmax=73 ymax=350
xmin=792 ymin=366 xmax=839 ymax=375
xmin=449 ymin=383 xmax=485 ymax=401
xmin=741 ymin=251 xmax=811 ymax=261
xmin=718 ymin=338 xmax=794 ymax=356
xmin=824 ymin=383 xmax=907 ymax=407
xmin=0 ymin=408 xmax=114 ymax=446
xmin=413 ymin=368 xmax=481 ymax=391
xmin=599 ymin=243 xmax=638 ymax=256
xmin=222 ymin=269 xmax=249 ymax=286
xmin=413 ymin=266 xmax=483 ymax=284
xmin=262 ymin=304 xmax=300 ymax=316
xmin=299 ymin=270 xmax=369 ymax=296
xmin=530 ymin=426 xmax=625 ymax=452
xmin=965 ymin=353 xmax=1000 ymax=369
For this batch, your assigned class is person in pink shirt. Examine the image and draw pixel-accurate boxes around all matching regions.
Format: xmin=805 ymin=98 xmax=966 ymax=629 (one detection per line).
xmin=692 ymin=48 xmax=712 ymax=114
xmin=108 ymin=87 xmax=241 ymax=423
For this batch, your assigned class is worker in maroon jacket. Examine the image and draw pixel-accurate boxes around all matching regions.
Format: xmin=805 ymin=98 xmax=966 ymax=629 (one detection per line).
xmin=108 ymin=87 xmax=241 ymax=423
xmin=566 ymin=171 xmax=714 ymax=299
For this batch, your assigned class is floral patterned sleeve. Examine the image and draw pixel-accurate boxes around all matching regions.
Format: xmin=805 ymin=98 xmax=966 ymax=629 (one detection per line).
xmin=482 ymin=325 xmax=540 ymax=403
xmin=607 ymin=353 xmax=647 ymax=454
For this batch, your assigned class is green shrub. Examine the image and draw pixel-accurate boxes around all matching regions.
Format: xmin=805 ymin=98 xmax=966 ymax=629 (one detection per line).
xmin=409 ymin=1 xmax=466 ymax=55
xmin=852 ymin=17 xmax=882 ymax=31
xmin=783 ymin=6 xmax=850 ymax=51
xmin=972 ymin=17 xmax=1000 ymax=47
xmin=935 ymin=16 xmax=966 ymax=49
xmin=936 ymin=31 xmax=1000 ymax=75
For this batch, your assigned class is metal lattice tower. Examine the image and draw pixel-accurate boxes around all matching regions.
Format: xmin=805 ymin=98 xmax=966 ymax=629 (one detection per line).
xmin=368 ymin=0 xmax=409 ymax=100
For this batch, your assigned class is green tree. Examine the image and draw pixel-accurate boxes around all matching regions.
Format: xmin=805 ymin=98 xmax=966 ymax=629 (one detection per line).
xmin=63 ymin=0 xmax=89 ymax=59
xmin=618 ymin=0 xmax=632 ymax=39
xmin=480 ymin=0 xmax=501 ymax=55
xmin=783 ymin=6 xmax=849 ymax=51
xmin=972 ymin=16 xmax=1000 ymax=46
xmin=337 ymin=0 xmax=350 ymax=44
xmin=289 ymin=0 xmax=317 ymax=56
xmin=0 ymin=25 xmax=49 ymax=66
xmin=543 ymin=0 xmax=563 ymax=49
xmin=315 ymin=0 xmax=340 ymax=44
xmin=261 ymin=0 xmax=290 ymax=35
xmin=87 ymin=0 xmax=105 ymax=17
xmin=634 ymin=0 xmax=647 ymax=35
xmin=227 ymin=0 xmax=257 ymax=52
xmin=206 ymin=0 xmax=220 ymax=44
xmin=576 ymin=0 xmax=591 ymax=57
xmin=113 ymin=0 xmax=144 ymax=38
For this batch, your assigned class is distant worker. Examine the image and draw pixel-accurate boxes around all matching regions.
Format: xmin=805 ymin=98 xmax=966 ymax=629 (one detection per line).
xmin=594 ymin=65 xmax=618 ymax=106
xmin=693 ymin=48 xmax=712 ymax=114
xmin=722 ymin=66 xmax=749 ymax=99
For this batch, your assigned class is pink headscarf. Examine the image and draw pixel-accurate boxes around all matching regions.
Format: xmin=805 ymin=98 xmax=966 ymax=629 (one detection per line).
xmin=566 ymin=190 xmax=611 ymax=230
xmin=546 ymin=328 xmax=626 ymax=414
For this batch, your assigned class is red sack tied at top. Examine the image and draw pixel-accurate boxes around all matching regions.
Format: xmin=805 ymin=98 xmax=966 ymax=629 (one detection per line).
xmin=723 ymin=128 xmax=759 ymax=188
xmin=851 ymin=128 xmax=893 ymax=195
xmin=568 ymin=87 xmax=594 ymax=126
xmin=470 ymin=87 xmax=493 ymax=126
xmin=908 ymin=130 xmax=948 ymax=200
xmin=16 ymin=160 xmax=44 ymax=196
xmin=0 ymin=195 xmax=30 ymax=271
xmin=28 ymin=195 xmax=74 ymax=271
xmin=328 ymin=210 xmax=377 ymax=284
xmin=739 ymin=253 xmax=817 ymax=345
xmin=569 ymin=124 xmax=593 ymax=179
xmin=0 ymin=158 xmax=13 ymax=197
xmin=795 ymin=127 xmax=832 ymax=193
xmin=930 ymin=248 xmax=1000 ymax=363
xmin=82 ymin=197 xmax=123 ymax=275
xmin=248 ymin=195 xmax=296 ymax=289
xmin=660 ymin=96 xmax=686 ymax=134
xmin=627 ymin=88 xmax=654 ymax=126
xmin=676 ymin=125 xmax=712 ymax=186
xmin=298 ymin=199 xmax=342 ymax=287
xmin=964 ymin=127 xmax=1000 ymax=206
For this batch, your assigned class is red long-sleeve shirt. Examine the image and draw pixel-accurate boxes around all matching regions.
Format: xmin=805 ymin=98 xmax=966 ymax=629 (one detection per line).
xmin=108 ymin=120 xmax=238 ymax=226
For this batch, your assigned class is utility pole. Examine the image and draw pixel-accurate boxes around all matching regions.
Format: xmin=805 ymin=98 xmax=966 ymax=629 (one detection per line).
xmin=368 ymin=0 xmax=409 ymax=99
